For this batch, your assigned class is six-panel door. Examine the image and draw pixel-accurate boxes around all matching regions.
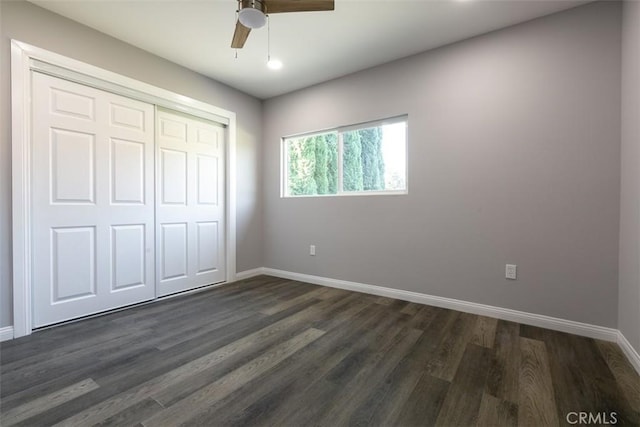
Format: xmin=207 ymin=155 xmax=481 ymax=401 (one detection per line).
xmin=30 ymin=73 xmax=226 ymax=327
xmin=31 ymin=73 xmax=156 ymax=327
xmin=156 ymin=108 xmax=226 ymax=297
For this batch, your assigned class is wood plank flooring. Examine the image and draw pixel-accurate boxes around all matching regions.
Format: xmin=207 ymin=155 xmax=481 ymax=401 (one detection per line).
xmin=1 ymin=275 xmax=638 ymax=426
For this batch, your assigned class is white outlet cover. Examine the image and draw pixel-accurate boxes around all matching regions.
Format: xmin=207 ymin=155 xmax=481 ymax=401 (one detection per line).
xmin=506 ymin=264 xmax=517 ymax=280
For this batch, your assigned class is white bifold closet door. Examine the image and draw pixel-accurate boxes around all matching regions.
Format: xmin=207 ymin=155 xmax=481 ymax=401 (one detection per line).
xmin=156 ymin=108 xmax=226 ymax=297
xmin=31 ymin=72 xmax=156 ymax=327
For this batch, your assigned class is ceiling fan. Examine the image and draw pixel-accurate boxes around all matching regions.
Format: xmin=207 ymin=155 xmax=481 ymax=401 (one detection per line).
xmin=231 ymin=0 xmax=335 ymax=49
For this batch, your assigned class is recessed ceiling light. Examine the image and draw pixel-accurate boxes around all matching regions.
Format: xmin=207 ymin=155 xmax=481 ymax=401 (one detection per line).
xmin=267 ymin=59 xmax=283 ymax=70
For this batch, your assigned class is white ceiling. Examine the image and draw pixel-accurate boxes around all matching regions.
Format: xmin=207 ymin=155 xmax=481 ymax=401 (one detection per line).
xmin=30 ymin=0 xmax=592 ymax=99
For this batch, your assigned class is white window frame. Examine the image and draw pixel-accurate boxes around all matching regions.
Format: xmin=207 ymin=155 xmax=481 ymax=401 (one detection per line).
xmin=281 ymin=115 xmax=408 ymax=198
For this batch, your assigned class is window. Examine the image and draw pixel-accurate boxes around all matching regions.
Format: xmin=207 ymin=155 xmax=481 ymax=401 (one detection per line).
xmin=282 ymin=116 xmax=407 ymax=197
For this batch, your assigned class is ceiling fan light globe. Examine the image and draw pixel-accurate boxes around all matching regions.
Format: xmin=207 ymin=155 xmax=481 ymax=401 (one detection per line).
xmin=239 ymin=8 xmax=266 ymax=29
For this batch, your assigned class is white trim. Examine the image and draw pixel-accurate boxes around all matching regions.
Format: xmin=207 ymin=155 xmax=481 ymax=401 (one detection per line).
xmin=262 ymin=268 xmax=620 ymax=342
xmin=0 ymin=327 xmax=15 ymax=342
xmin=26 ymin=50 xmax=231 ymax=125
xmin=11 ymin=40 xmax=237 ymax=338
xmin=281 ymin=190 xmax=408 ymax=199
xmin=281 ymin=115 xmax=408 ymax=199
xmin=282 ymin=114 xmax=409 ymax=140
xmin=337 ymin=131 xmax=344 ymax=195
xmin=617 ymin=331 xmax=640 ymax=375
xmin=235 ymin=267 xmax=267 ymax=281
xmin=11 ymin=40 xmax=33 ymax=339
xmin=226 ymin=117 xmax=237 ymax=284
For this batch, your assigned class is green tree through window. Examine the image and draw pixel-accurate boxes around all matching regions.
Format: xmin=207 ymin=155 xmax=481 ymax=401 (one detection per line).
xmin=358 ymin=127 xmax=385 ymax=191
xmin=287 ymin=134 xmax=338 ymax=196
xmin=342 ymin=130 xmax=363 ymax=192
xmin=284 ymin=117 xmax=406 ymax=196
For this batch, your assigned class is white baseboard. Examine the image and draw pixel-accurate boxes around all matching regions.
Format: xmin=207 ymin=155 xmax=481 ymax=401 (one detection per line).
xmin=160 ymin=267 xmax=640 ymax=371
xmin=261 ymin=268 xmax=619 ymax=343
xmin=617 ymin=331 xmax=640 ymax=375
xmin=235 ymin=267 xmax=266 ymax=281
xmin=2 ymin=268 xmax=636 ymax=373
xmin=0 ymin=326 xmax=14 ymax=342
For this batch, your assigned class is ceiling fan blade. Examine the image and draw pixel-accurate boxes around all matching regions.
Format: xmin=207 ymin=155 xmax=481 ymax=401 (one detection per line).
xmin=231 ymin=20 xmax=251 ymax=48
xmin=265 ymin=0 xmax=334 ymax=14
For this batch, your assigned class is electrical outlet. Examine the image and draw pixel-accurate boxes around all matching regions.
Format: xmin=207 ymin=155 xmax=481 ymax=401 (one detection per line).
xmin=310 ymin=245 xmax=316 ymax=256
xmin=505 ymin=264 xmax=517 ymax=280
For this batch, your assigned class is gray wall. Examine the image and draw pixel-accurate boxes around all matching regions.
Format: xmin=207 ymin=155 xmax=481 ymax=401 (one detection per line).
xmin=263 ymin=1 xmax=622 ymax=327
xmin=619 ymin=0 xmax=640 ymax=353
xmin=1 ymin=0 xmax=631 ymax=337
xmin=0 ymin=0 xmax=264 ymax=328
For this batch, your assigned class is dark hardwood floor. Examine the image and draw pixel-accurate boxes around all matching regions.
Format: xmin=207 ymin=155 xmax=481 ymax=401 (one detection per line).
xmin=1 ymin=275 xmax=638 ymax=426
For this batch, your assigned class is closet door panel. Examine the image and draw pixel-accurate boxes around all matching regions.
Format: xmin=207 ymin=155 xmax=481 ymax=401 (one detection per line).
xmin=156 ymin=108 xmax=226 ymax=297
xmin=31 ymin=73 xmax=155 ymax=327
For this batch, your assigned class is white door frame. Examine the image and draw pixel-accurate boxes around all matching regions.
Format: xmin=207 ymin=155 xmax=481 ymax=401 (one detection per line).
xmin=11 ymin=40 xmax=237 ymax=338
